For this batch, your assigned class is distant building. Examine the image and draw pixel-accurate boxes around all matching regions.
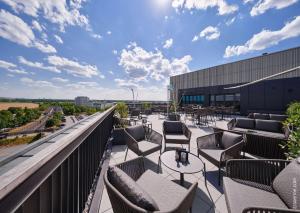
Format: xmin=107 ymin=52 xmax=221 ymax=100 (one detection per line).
xmin=75 ymin=96 xmax=90 ymax=106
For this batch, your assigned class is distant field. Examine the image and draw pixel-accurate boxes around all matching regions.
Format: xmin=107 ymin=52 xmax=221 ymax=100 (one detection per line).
xmin=0 ymin=102 xmax=39 ymax=110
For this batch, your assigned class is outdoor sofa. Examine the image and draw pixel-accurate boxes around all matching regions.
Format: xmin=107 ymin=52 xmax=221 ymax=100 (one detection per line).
xmin=227 ymin=115 xmax=289 ymax=159
xmin=163 ymin=121 xmax=191 ymax=152
xmin=224 ymin=158 xmax=300 ymax=213
xmin=104 ymin=157 xmax=198 ymax=213
xmin=197 ymin=131 xmax=244 ymax=185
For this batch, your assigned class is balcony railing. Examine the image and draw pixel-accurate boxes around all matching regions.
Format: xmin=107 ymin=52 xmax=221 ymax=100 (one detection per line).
xmin=0 ymin=105 xmax=116 ymax=213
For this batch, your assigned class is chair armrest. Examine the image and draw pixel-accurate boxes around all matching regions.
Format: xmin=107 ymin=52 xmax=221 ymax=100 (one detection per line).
xmin=146 ymin=127 xmax=162 ymax=146
xmin=227 ymin=118 xmax=236 ymax=130
xmin=243 ymin=207 xmax=300 ymax=213
xmin=116 ymin=157 xmax=145 ymax=181
xmin=183 ymin=124 xmax=191 ymax=141
xmin=124 ymin=130 xmax=140 ymax=155
xmin=197 ymin=132 xmax=222 ymax=149
xmin=220 ymin=140 xmax=244 ymax=162
xmin=226 ymin=159 xmax=290 ymax=186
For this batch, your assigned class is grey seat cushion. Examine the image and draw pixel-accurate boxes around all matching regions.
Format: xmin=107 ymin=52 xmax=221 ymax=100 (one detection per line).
xmin=223 ymin=177 xmax=287 ymax=213
xmin=235 ymin=118 xmax=255 ymax=129
xmin=255 ymin=119 xmax=282 ymax=133
xmin=198 ymin=148 xmax=223 ymax=166
xmin=165 ymin=134 xmax=189 ymax=144
xmin=163 ymin=121 xmax=183 ymax=134
xmin=232 ymin=127 xmax=286 ymax=139
xmin=253 ymin=113 xmax=270 ymax=120
xmin=221 ymin=132 xmax=243 ymax=149
xmin=107 ymin=166 xmax=159 ymax=211
xmin=126 ymin=125 xmax=145 ymax=141
xmin=272 ymin=159 xmax=300 ymax=210
xmin=137 ymin=170 xmax=187 ymax=212
xmin=270 ymin=114 xmax=288 ymax=122
xmin=138 ymin=140 xmax=161 ymax=156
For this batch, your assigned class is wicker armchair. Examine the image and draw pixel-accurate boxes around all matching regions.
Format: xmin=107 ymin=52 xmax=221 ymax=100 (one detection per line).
xmin=197 ymin=131 xmax=245 ymax=185
xmin=104 ymin=157 xmax=198 ymax=213
xmin=224 ymin=159 xmax=300 ymax=213
xmin=163 ymin=121 xmax=191 ymax=152
xmin=124 ymin=125 xmax=162 ymax=161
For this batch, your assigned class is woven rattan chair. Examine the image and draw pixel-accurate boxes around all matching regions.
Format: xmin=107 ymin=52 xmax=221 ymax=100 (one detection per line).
xmin=197 ymin=131 xmax=245 ymax=185
xmin=124 ymin=125 xmax=162 ymax=161
xmin=224 ymin=159 xmax=300 ymax=213
xmin=104 ymin=157 xmax=198 ymax=213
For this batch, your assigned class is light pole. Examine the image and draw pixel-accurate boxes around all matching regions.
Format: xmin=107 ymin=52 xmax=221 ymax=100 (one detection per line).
xmin=130 ymin=88 xmax=135 ymax=108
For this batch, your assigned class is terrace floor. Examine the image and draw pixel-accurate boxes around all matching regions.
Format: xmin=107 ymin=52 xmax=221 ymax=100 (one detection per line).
xmin=100 ymin=114 xmax=232 ymax=213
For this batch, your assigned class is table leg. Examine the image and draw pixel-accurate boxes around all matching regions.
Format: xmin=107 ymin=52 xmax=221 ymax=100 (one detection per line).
xmin=180 ymin=173 xmax=184 ymax=186
xmin=203 ymin=163 xmax=207 ymax=186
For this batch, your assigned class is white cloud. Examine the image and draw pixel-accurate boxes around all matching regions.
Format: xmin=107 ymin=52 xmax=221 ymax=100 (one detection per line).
xmin=107 ymin=31 xmax=112 ymax=35
xmin=1 ymin=0 xmax=89 ymax=31
xmin=224 ymin=16 xmax=300 ymax=57
xmin=108 ymin=70 xmax=114 ymax=75
xmin=199 ymin=26 xmax=220 ymax=40
xmin=0 ymin=59 xmax=28 ymax=74
xmin=163 ymin=38 xmax=173 ymax=49
xmin=192 ymin=35 xmax=199 ymax=42
xmin=119 ymin=44 xmax=192 ymax=82
xmin=52 ymin=77 xmax=69 ymax=83
xmin=225 ymin=17 xmax=236 ymax=26
xmin=112 ymin=50 xmax=118 ymax=55
xmin=250 ymin=0 xmax=298 ymax=16
xmin=91 ymin=33 xmax=102 ymax=39
xmin=18 ymin=56 xmax=60 ymax=73
xmin=114 ymin=78 xmax=139 ymax=89
xmin=54 ymin=35 xmax=63 ymax=44
xmin=243 ymin=0 xmax=254 ymax=4
xmin=0 ymin=10 xmax=56 ymax=53
xmin=31 ymin=20 xmax=43 ymax=32
xmin=20 ymin=77 xmax=58 ymax=88
xmin=171 ymin=0 xmax=238 ymax=15
xmin=47 ymin=55 xmax=99 ymax=78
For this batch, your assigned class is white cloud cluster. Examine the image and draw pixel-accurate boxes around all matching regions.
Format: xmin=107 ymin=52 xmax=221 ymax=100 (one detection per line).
xmin=1 ymin=0 xmax=89 ymax=31
xmin=171 ymin=0 xmax=238 ymax=15
xmin=250 ymin=0 xmax=298 ymax=16
xmin=20 ymin=77 xmax=58 ymax=88
xmin=47 ymin=55 xmax=99 ymax=78
xmin=0 ymin=10 xmax=56 ymax=53
xmin=31 ymin=20 xmax=43 ymax=32
xmin=18 ymin=56 xmax=60 ymax=73
xmin=114 ymin=78 xmax=139 ymax=89
xmin=193 ymin=26 xmax=220 ymax=41
xmin=119 ymin=44 xmax=192 ymax=82
xmin=224 ymin=16 xmax=300 ymax=57
xmin=163 ymin=38 xmax=173 ymax=49
xmin=54 ymin=35 xmax=63 ymax=44
xmin=225 ymin=17 xmax=236 ymax=26
xmin=0 ymin=59 xmax=28 ymax=74
xmin=52 ymin=77 xmax=69 ymax=83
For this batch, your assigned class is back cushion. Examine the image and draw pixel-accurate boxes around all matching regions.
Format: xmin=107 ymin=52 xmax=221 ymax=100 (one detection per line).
xmin=270 ymin=114 xmax=288 ymax=122
xmin=272 ymin=159 xmax=300 ymax=210
xmin=221 ymin=131 xmax=243 ymax=149
xmin=255 ymin=119 xmax=282 ymax=133
xmin=107 ymin=166 xmax=159 ymax=211
xmin=253 ymin=113 xmax=270 ymax=120
xmin=235 ymin=118 xmax=255 ymax=129
xmin=163 ymin=121 xmax=183 ymax=134
xmin=126 ymin=125 xmax=145 ymax=141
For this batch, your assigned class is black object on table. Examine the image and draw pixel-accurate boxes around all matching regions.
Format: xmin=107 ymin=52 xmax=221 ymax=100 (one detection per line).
xmin=159 ymin=150 xmax=206 ymax=186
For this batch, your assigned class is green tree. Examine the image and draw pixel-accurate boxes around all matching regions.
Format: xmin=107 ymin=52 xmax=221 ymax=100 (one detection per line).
xmin=115 ymin=102 xmax=128 ymax=118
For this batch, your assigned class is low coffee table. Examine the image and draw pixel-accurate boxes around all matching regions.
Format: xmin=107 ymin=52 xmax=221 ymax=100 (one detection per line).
xmin=159 ymin=150 xmax=206 ymax=186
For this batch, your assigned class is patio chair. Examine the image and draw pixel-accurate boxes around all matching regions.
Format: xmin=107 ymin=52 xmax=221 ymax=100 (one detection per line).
xmin=124 ymin=125 xmax=162 ymax=161
xmin=224 ymin=158 xmax=300 ymax=213
xmin=163 ymin=121 xmax=192 ymax=152
xmin=197 ymin=131 xmax=244 ymax=185
xmin=104 ymin=157 xmax=198 ymax=213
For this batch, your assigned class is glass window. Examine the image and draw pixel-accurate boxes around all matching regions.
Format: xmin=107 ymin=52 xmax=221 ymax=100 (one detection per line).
xmin=225 ymin=94 xmax=234 ymax=101
xmin=216 ymin=95 xmax=224 ymax=102
xmin=235 ymin=93 xmax=240 ymax=101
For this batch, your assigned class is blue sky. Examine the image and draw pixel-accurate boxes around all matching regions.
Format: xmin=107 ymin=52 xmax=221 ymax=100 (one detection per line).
xmin=0 ymin=0 xmax=299 ymax=100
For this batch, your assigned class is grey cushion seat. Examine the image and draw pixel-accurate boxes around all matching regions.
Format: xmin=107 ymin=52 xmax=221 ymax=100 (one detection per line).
xmin=223 ymin=177 xmax=287 ymax=213
xmin=232 ymin=127 xmax=286 ymax=139
xmin=138 ymin=140 xmax=161 ymax=156
xmin=198 ymin=148 xmax=224 ymax=166
xmin=164 ymin=134 xmax=189 ymax=144
xmin=137 ymin=170 xmax=187 ymax=212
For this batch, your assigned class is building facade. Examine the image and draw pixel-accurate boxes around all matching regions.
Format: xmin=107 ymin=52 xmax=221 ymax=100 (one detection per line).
xmin=170 ymin=47 xmax=300 ymax=115
xmin=75 ymin=96 xmax=90 ymax=106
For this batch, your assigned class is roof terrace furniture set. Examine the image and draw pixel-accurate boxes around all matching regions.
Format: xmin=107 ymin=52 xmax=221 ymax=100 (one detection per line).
xmin=227 ymin=113 xmax=289 ymax=159
xmin=223 ymin=158 xmax=300 ymax=213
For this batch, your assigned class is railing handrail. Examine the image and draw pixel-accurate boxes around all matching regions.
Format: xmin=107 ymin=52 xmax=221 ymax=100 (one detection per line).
xmin=0 ymin=105 xmax=116 ymax=202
